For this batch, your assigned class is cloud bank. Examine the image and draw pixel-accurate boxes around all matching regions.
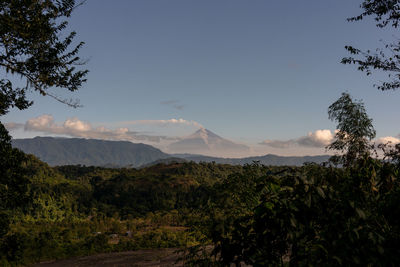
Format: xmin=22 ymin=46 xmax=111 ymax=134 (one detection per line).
xmin=11 ymin=114 xmax=187 ymax=143
xmin=120 ymin=118 xmax=203 ymax=129
xmin=261 ymin=130 xmax=400 ymax=150
xmin=6 ymin=116 xmax=400 ymax=157
xmin=261 ymin=129 xmax=334 ymax=149
xmin=3 ymin=122 xmax=24 ymax=130
xmin=377 ymin=136 xmax=400 ymax=145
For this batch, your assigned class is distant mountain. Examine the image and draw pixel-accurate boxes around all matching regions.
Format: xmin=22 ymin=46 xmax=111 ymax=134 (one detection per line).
xmin=168 ymin=128 xmax=249 ymax=157
xmin=12 ymin=137 xmax=170 ymax=167
xmin=12 ymin=136 xmax=330 ymax=168
xmin=175 ymin=153 xmax=330 ymax=166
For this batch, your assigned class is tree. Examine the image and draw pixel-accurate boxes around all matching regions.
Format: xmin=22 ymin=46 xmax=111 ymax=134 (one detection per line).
xmin=0 ymin=0 xmax=87 ymax=240
xmin=342 ymin=0 xmax=400 ymax=90
xmin=0 ymin=0 xmax=88 ymax=112
xmin=327 ymin=92 xmax=376 ymax=166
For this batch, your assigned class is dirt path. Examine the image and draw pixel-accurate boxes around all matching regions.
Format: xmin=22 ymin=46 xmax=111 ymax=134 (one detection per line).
xmin=32 ymin=248 xmax=184 ymax=267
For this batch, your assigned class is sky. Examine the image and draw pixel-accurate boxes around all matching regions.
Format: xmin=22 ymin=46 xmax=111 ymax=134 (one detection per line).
xmin=3 ymin=0 xmax=400 ymax=157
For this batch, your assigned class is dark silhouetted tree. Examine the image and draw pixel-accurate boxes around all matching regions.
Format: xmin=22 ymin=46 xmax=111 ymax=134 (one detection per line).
xmin=327 ymin=92 xmax=376 ymax=166
xmin=342 ymin=0 xmax=400 ymax=90
xmin=0 ymin=122 xmax=29 ymax=239
xmin=0 ymin=0 xmax=88 ymax=110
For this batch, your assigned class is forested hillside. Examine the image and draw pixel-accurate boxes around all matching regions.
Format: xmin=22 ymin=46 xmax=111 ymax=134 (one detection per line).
xmin=0 ymin=156 xmax=255 ymax=265
xmin=1 ymin=149 xmax=400 ymax=266
xmin=12 ymin=137 xmax=170 ymax=167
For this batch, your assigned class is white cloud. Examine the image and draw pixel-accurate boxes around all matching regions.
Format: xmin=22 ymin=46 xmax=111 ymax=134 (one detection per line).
xmin=261 ymin=130 xmax=400 ymax=151
xmin=115 ymin=127 xmax=129 ymax=134
xmin=4 ymin=122 xmax=24 ymax=130
xmin=63 ymin=118 xmax=91 ymax=132
xmin=298 ymin=129 xmax=334 ymax=147
xmin=21 ymin=114 xmax=176 ymax=143
xmin=377 ymin=136 xmax=400 ymax=145
xmin=261 ymin=129 xmax=334 ymax=148
xmin=25 ymin=114 xmax=55 ymax=130
xmin=121 ymin=118 xmax=203 ymax=129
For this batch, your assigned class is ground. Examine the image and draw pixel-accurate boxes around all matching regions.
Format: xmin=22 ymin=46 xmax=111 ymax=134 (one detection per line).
xmin=32 ymin=248 xmax=183 ymax=267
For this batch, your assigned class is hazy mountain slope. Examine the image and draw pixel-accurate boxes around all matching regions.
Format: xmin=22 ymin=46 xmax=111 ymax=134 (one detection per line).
xmin=12 ymin=137 xmax=170 ymax=167
xmin=168 ymin=128 xmax=249 ymax=157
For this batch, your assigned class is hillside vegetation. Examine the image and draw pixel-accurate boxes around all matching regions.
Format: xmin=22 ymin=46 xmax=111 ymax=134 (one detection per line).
xmin=0 ymin=156 xmax=247 ymax=265
xmin=1 ymin=150 xmax=400 ymax=266
xmin=12 ymin=137 xmax=170 ymax=167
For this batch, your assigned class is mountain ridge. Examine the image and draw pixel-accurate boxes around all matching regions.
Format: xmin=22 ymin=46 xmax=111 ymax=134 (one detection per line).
xmin=12 ymin=136 xmax=170 ymax=167
xmin=12 ymin=136 xmax=330 ymax=167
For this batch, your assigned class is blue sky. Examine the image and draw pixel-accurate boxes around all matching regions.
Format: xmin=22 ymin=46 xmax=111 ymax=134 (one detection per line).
xmin=3 ymin=0 xmax=400 ymax=156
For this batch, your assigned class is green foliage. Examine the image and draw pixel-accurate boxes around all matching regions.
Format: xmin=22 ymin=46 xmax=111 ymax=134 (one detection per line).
xmin=188 ymin=160 xmax=400 ymax=266
xmin=1 ymin=232 xmax=30 ymax=265
xmin=327 ymin=92 xmax=375 ymax=166
xmin=0 ymin=122 xmax=30 ymax=245
xmin=0 ymin=123 xmax=29 ymax=210
xmin=0 ymin=79 xmax=30 ymax=116
xmin=0 ymin=158 xmax=250 ymax=265
xmin=0 ymin=148 xmax=399 ymax=266
xmin=1 ymin=1 xmax=87 ymax=263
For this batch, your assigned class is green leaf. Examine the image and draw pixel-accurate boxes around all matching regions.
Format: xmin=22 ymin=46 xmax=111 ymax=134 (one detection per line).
xmin=264 ymin=202 xmax=274 ymax=210
xmin=290 ymin=217 xmax=297 ymax=228
xmin=355 ymin=208 xmax=366 ymax=219
xmin=332 ymin=256 xmax=342 ymax=265
xmin=305 ymin=194 xmax=312 ymax=208
xmin=316 ymin=187 xmax=325 ymax=199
